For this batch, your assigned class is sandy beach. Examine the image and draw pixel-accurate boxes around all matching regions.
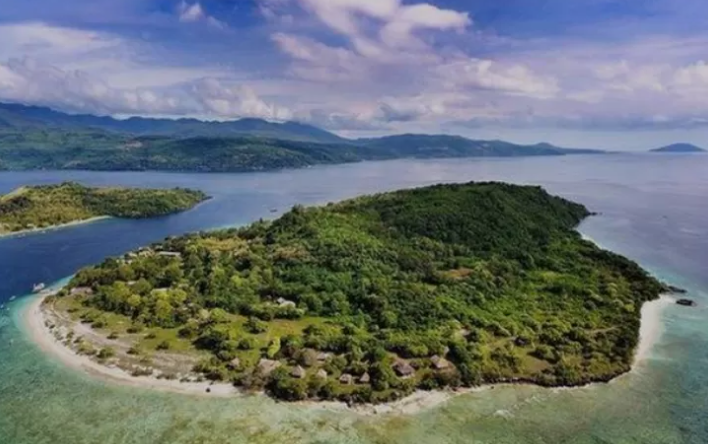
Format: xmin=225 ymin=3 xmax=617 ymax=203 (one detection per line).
xmin=0 ymin=216 xmax=111 ymax=239
xmin=23 ymin=291 xmax=673 ymax=415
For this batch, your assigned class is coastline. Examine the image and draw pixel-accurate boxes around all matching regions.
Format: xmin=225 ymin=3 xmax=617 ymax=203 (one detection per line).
xmin=22 ymin=290 xmax=673 ymax=416
xmin=0 ymin=216 xmax=112 ymax=239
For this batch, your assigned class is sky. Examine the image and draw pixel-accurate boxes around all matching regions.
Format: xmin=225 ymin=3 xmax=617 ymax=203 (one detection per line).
xmin=2 ymin=0 xmax=708 ymax=149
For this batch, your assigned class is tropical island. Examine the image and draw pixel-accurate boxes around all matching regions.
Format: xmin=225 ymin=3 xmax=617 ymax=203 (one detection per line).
xmin=650 ymin=143 xmax=706 ymax=153
xmin=0 ymin=182 xmax=208 ymax=235
xmin=38 ymin=182 xmax=668 ymax=405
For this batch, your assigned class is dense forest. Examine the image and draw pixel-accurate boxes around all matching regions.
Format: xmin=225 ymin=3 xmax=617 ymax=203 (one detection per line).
xmin=56 ymin=183 xmax=665 ymax=404
xmin=0 ymin=182 xmax=207 ymax=234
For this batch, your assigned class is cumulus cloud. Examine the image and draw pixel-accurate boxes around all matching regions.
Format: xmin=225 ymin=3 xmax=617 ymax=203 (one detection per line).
xmin=0 ymin=58 xmax=290 ymax=120
xmin=177 ymin=1 xmax=226 ymax=29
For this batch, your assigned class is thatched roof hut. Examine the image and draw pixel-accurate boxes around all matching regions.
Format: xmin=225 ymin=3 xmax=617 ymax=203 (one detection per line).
xmin=257 ymin=358 xmax=281 ymax=376
xmin=291 ymin=365 xmax=306 ymax=379
xmin=228 ymin=357 xmax=241 ymax=370
xmin=316 ymin=369 xmax=328 ymax=379
xmin=339 ymin=373 xmax=353 ymax=385
xmin=392 ymin=360 xmax=415 ymax=377
xmin=359 ymin=372 xmax=371 ymax=384
xmin=430 ymin=355 xmax=451 ymax=370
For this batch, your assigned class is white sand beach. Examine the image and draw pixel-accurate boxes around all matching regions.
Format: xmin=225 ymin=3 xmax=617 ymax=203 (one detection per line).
xmin=0 ymin=216 xmax=111 ymax=239
xmin=23 ymin=291 xmax=673 ymax=415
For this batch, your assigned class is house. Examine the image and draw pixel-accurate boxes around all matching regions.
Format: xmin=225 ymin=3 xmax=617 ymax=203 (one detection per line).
xmin=430 ymin=355 xmax=451 ymax=370
xmin=359 ymin=372 xmax=371 ymax=384
xmin=316 ymin=352 xmax=332 ymax=362
xmin=257 ymin=359 xmax=281 ymax=376
xmin=316 ymin=369 xmax=328 ymax=380
xmin=392 ymin=360 xmax=415 ymax=378
xmin=291 ymin=365 xmax=306 ymax=379
xmin=276 ymin=297 xmax=296 ymax=308
xmin=228 ymin=358 xmax=241 ymax=370
xmin=157 ymin=251 xmax=181 ymax=258
xmin=339 ymin=373 xmax=353 ymax=385
xmin=70 ymin=287 xmax=94 ymax=296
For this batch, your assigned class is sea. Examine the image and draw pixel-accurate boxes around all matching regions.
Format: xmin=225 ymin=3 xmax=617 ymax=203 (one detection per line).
xmin=0 ymin=154 xmax=706 ymax=444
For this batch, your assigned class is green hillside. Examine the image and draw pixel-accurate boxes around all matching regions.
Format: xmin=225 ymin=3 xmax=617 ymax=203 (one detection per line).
xmin=56 ymin=183 xmax=665 ymax=404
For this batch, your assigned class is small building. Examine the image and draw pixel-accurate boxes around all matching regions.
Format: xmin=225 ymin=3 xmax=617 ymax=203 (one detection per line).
xmin=257 ymin=359 xmax=281 ymax=376
xmin=316 ymin=369 xmax=328 ymax=380
xmin=276 ymin=297 xmax=296 ymax=308
xmin=339 ymin=373 xmax=353 ymax=385
xmin=70 ymin=287 xmax=94 ymax=296
xmin=392 ymin=360 xmax=415 ymax=378
xmin=157 ymin=251 xmax=182 ymax=258
xmin=359 ymin=372 xmax=371 ymax=384
xmin=291 ymin=365 xmax=306 ymax=379
xmin=316 ymin=352 xmax=332 ymax=362
xmin=228 ymin=357 xmax=241 ymax=370
xmin=430 ymin=355 xmax=451 ymax=370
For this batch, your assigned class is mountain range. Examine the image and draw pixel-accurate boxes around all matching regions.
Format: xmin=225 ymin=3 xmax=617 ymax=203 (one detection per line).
xmin=0 ymin=102 xmax=606 ymax=173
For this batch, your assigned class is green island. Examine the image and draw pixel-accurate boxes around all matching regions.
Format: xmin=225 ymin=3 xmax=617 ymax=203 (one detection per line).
xmin=44 ymin=182 xmax=666 ymax=404
xmin=0 ymin=182 xmax=208 ymax=235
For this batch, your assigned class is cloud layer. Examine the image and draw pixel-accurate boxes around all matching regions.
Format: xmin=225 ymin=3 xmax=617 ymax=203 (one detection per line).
xmin=2 ymin=0 xmax=708 ymax=148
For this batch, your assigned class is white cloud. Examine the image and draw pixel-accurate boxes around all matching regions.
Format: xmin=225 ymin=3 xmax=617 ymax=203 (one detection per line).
xmin=380 ymin=4 xmax=470 ymax=48
xmin=177 ymin=1 xmax=226 ymax=29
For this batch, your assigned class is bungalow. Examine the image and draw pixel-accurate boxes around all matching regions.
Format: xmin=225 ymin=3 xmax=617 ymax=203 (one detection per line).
xmin=257 ymin=359 xmax=281 ymax=376
xmin=291 ymin=365 xmax=306 ymax=379
xmin=392 ymin=360 xmax=415 ymax=378
xmin=70 ymin=287 xmax=94 ymax=296
xmin=157 ymin=251 xmax=182 ymax=258
xmin=430 ymin=355 xmax=451 ymax=370
xmin=316 ymin=369 xmax=328 ymax=380
xmin=339 ymin=373 xmax=353 ymax=385
xmin=359 ymin=372 xmax=371 ymax=384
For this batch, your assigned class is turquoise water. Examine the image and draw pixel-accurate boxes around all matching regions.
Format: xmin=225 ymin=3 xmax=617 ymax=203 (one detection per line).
xmin=1 ymin=155 xmax=707 ymax=443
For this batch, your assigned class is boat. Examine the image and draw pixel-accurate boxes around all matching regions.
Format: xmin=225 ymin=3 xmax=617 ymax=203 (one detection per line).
xmin=32 ymin=283 xmax=45 ymax=293
xmin=9 ymin=296 xmax=16 ymax=301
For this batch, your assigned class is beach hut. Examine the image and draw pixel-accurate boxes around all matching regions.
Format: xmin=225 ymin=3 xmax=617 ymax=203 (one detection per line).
xmin=291 ymin=365 xmax=306 ymax=379
xmin=339 ymin=373 xmax=353 ymax=385
xmin=431 ymin=355 xmax=451 ymax=370
xmin=257 ymin=359 xmax=281 ymax=376
xmin=359 ymin=372 xmax=371 ymax=384
xmin=316 ymin=369 xmax=328 ymax=380
xmin=392 ymin=360 xmax=415 ymax=378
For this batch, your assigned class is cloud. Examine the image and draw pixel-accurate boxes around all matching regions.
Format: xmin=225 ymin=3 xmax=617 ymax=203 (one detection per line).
xmin=177 ymin=1 xmax=226 ymax=29
xmin=0 ymin=57 xmax=290 ymax=120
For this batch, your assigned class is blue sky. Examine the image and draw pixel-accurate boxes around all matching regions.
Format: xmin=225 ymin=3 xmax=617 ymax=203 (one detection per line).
xmin=2 ymin=0 xmax=708 ymax=149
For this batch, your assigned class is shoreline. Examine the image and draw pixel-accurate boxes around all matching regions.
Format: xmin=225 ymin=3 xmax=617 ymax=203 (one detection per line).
xmin=22 ymin=291 xmax=674 ymax=416
xmin=0 ymin=216 xmax=112 ymax=239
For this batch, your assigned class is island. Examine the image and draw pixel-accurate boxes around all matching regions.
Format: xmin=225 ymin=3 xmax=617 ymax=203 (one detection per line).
xmin=650 ymin=143 xmax=706 ymax=153
xmin=0 ymin=182 xmax=208 ymax=235
xmin=39 ymin=182 xmax=668 ymax=405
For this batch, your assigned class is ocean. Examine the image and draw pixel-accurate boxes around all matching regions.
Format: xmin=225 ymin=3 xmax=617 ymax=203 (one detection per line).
xmin=0 ymin=154 xmax=706 ymax=444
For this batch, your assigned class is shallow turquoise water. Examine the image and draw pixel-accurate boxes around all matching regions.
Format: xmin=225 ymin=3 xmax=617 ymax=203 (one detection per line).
xmin=1 ymin=155 xmax=707 ymax=443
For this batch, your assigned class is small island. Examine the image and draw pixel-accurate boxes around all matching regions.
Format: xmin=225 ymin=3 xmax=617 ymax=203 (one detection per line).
xmin=39 ymin=182 xmax=668 ymax=405
xmin=650 ymin=143 xmax=706 ymax=153
xmin=0 ymin=182 xmax=208 ymax=236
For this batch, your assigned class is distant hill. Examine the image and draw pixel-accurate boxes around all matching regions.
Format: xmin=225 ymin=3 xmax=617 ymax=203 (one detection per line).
xmin=0 ymin=101 xmax=608 ymax=172
xmin=0 ymin=102 xmax=345 ymax=144
xmin=650 ymin=143 xmax=706 ymax=153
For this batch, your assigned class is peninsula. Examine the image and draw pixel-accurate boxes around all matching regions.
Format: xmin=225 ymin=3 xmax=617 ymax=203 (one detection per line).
xmin=0 ymin=182 xmax=208 ymax=235
xmin=38 ymin=182 xmax=667 ymax=404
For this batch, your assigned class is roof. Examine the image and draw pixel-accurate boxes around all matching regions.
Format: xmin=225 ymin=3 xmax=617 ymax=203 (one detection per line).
xmin=291 ymin=365 xmax=306 ymax=379
xmin=392 ymin=360 xmax=415 ymax=376
xmin=431 ymin=355 xmax=451 ymax=370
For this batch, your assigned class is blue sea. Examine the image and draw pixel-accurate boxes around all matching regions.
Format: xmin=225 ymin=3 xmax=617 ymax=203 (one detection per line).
xmin=0 ymin=154 xmax=706 ymax=444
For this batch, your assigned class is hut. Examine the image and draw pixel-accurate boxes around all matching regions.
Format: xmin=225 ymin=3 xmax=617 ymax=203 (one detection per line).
xmin=430 ymin=355 xmax=451 ymax=370
xmin=257 ymin=358 xmax=281 ymax=376
xmin=392 ymin=360 xmax=415 ymax=378
xmin=316 ymin=369 xmax=328 ymax=380
xmin=359 ymin=372 xmax=371 ymax=384
xmin=228 ymin=357 xmax=241 ymax=370
xmin=339 ymin=373 xmax=353 ymax=385
xmin=291 ymin=365 xmax=306 ymax=379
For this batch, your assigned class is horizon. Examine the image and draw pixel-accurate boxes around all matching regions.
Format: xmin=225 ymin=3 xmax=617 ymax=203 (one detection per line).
xmin=2 ymin=1 xmax=708 ymax=150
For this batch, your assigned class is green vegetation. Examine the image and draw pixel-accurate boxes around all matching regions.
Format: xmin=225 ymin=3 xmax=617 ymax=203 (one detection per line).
xmin=0 ymin=182 xmax=207 ymax=234
xmin=0 ymin=102 xmax=605 ymax=173
xmin=54 ymin=182 xmax=665 ymax=404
